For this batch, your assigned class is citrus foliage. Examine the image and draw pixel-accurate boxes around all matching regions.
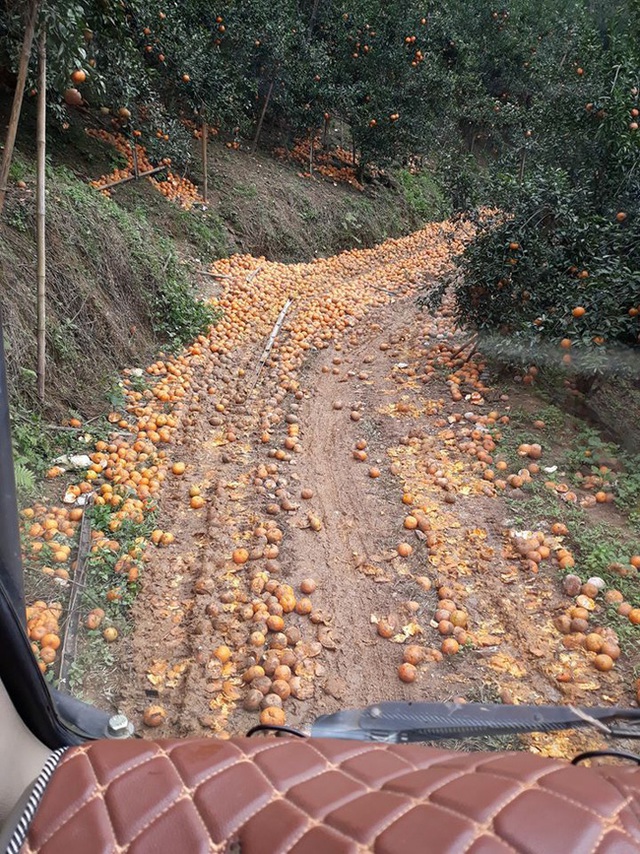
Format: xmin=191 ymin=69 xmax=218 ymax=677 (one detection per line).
xmin=0 ymin=0 xmax=590 ymax=170
xmin=447 ymin=2 xmax=640 ymax=373
xmin=1 ymin=0 xmax=639 ymax=373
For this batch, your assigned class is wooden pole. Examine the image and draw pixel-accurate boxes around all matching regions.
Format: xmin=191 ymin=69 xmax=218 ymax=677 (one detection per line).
xmin=245 ymin=298 xmax=293 ymax=400
xmin=518 ymin=147 xmax=527 ymax=185
xmin=132 ymin=139 xmax=139 ymax=178
xmin=252 ymin=78 xmax=274 ymax=153
xmin=94 ymin=164 xmax=166 ymax=191
xmin=0 ymin=0 xmax=40 ymax=217
xmin=309 ymin=131 xmax=314 ymax=175
xmin=201 ymin=120 xmax=208 ymax=203
xmin=36 ymin=27 xmax=46 ymax=403
xmin=308 ymin=0 xmax=320 ymax=36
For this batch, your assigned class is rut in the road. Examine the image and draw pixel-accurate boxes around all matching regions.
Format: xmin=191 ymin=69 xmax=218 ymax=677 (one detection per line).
xmin=121 ymin=218 xmax=625 ymax=758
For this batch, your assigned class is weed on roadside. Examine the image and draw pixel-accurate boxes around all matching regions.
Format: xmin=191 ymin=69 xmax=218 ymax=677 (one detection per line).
xmin=63 ymin=499 xmax=158 ymax=696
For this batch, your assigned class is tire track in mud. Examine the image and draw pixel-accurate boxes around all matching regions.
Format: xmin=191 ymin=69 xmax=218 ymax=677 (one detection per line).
xmin=119 ymin=223 xmax=466 ymax=735
xmin=282 ymin=297 xmax=438 ymax=727
xmin=118 ymin=221 xmax=622 ymax=756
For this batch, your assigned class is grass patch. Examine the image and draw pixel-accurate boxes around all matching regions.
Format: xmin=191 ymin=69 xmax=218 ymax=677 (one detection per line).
xmin=65 ymin=499 xmax=158 ymax=698
xmin=234 ymin=182 xmax=258 ymax=199
xmin=505 ymin=479 xmax=571 ymax=528
xmin=396 ymin=168 xmax=450 ymax=222
xmin=10 ymin=406 xmax=87 ymax=495
xmin=54 ymin=169 xmax=221 ymax=351
xmin=174 ymin=209 xmax=229 ymax=260
xmin=2 ymin=158 xmax=223 ymax=422
xmin=560 ymin=426 xmax=640 ymax=533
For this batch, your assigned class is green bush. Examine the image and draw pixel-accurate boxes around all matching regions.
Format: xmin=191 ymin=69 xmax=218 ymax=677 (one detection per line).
xmin=427 ymin=6 xmax=640 ymax=378
xmin=396 ymin=169 xmax=449 ymax=222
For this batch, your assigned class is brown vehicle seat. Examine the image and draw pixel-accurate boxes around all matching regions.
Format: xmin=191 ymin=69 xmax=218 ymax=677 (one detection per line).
xmin=10 ymin=735 xmax=640 ymax=853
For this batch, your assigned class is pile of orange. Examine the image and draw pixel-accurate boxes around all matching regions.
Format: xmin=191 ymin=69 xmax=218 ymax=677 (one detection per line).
xmin=153 ymin=171 xmax=200 ymax=208
xmin=21 ymin=205 xmax=636 ymax=712
xmin=181 ymin=117 xmax=219 ymax=140
xmin=26 ymin=600 xmax=62 ymax=673
xmin=86 ymin=128 xmax=202 ymax=209
xmin=20 ymin=351 xmax=200 ymax=669
xmin=274 ymin=137 xmax=364 ymax=191
xmin=87 ymin=128 xmax=154 ymax=192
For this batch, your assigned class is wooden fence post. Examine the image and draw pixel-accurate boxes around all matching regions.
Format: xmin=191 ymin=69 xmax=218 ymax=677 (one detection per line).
xmin=201 ymin=119 xmax=208 ymax=203
xmin=0 ymin=0 xmax=40 ymax=216
xmin=36 ymin=27 xmax=46 ymax=402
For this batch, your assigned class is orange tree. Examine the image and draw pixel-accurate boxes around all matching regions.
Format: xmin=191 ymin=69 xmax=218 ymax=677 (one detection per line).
xmin=313 ymin=1 xmax=454 ymax=176
xmin=424 ymin=1 xmax=640 ymax=378
xmin=0 ymin=1 xmax=183 ymax=157
xmin=115 ymin=0 xmax=313 ymax=152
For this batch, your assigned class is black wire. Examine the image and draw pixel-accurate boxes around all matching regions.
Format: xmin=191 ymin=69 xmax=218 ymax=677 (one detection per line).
xmin=246 ymin=724 xmax=307 ymax=739
xmin=572 ymin=749 xmax=640 ymax=766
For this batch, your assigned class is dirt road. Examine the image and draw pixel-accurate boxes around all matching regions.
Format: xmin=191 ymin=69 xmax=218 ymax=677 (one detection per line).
xmin=119 ymin=221 xmax=631 ymax=755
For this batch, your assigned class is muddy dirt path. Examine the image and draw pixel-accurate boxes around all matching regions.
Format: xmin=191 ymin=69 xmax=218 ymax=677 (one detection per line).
xmin=119 ymin=223 xmax=627 ymax=756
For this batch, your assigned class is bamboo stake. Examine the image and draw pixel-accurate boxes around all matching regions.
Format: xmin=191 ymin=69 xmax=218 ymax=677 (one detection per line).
xmin=94 ymin=164 xmax=166 ymax=191
xmin=245 ymin=298 xmax=293 ymax=400
xmin=132 ymin=139 xmax=139 ymax=179
xmin=308 ymin=0 xmax=320 ymax=35
xmin=518 ymin=147 xmax=527 ymax=185
xmin=0 ymin=0 xmax=40 ymax=216
xmin=246 ymin=264 xmax=264 ymax=283
xmin=201 ymin=120 xmax=208 ymax=204
xmin=36 ymin=27 xmax=46 ymax=402
xmin=197 ymin=269 xmax=232 ymax=280
xmin=252 ymin=78 xmax=274 ymax=153
xmin=57 ymin=494 xmax=94 ymax=690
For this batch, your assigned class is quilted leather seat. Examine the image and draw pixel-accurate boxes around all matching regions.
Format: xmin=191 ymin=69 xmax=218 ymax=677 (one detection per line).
xmin=19 ymin=737 xmax=640 ymax=853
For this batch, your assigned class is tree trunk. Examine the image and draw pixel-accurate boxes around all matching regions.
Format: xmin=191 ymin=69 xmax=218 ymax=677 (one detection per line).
xmin=252 ymin=78 xmax=274 ymax=153
xmin=201 ymin=120 xmax=208 ymax=203
xmin=36 ymin=27 xmax=46 ymax=403
xmin=322 ymin=115 xmax=329 ymax=147
xmin=518 ymin=147 xmax=527 ymax=185
xmin=308 ymin=0 xmax=321 ymax=36
xmin=0 ymin=0 xmax=40 ymax=217
xmin=132 ymin=136 xmax=139 ymax=178
xmin=309 ymin=131 xmax=314 ymax=175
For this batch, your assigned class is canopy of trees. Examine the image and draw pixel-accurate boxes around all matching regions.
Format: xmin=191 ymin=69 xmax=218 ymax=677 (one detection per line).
xmin=1 ymin=0 xmax=638 ymax=371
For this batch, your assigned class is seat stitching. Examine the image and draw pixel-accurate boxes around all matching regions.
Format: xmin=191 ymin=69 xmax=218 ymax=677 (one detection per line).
xmin=245 ymin=739 xmax=338 ymax=792
xmin=538 ymin=769 xmax=638 ymax=819
xmin=183 ymin=744 xmax=305 ymax=845
xmin=597 ymin=769 xmax=640 ymax=822
xmin=33 ymin=753 xmax=122 ymax=851
xmin=303 ymin=741 xmax=422 ymax=793
xmin=158 ymin=742 xmax=247 ymax=790
xmin=28 ymin=740 xmax=640 ymax=853
xmin=168 ymin=776 xmax=218 ymax=849
xmin=474 ymin=767 xmax=639 ymax=851
xmin=591 ymin=796 xmax=636 ymax=852
xmin=90 ymin=744 xmax=165 ymax=788
xmin=124 ymin=792 xmax=209 ymax=846
xmin=329 ymin=795 xmax=420 ymax=846
xmin=529 ymin=768 xmax=639 ymax=828
xmin=204 ymin=742 xmax=411 ymax=847
xmin=126 ymin=742 xmax=258 ymax=846
xmin=84 ymin=750 xmax=129 ymax=852
xmin=281 ymin=814 xmax=363 ymax=854
xmin=88 ymin=746 xmax=191 ymax=849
